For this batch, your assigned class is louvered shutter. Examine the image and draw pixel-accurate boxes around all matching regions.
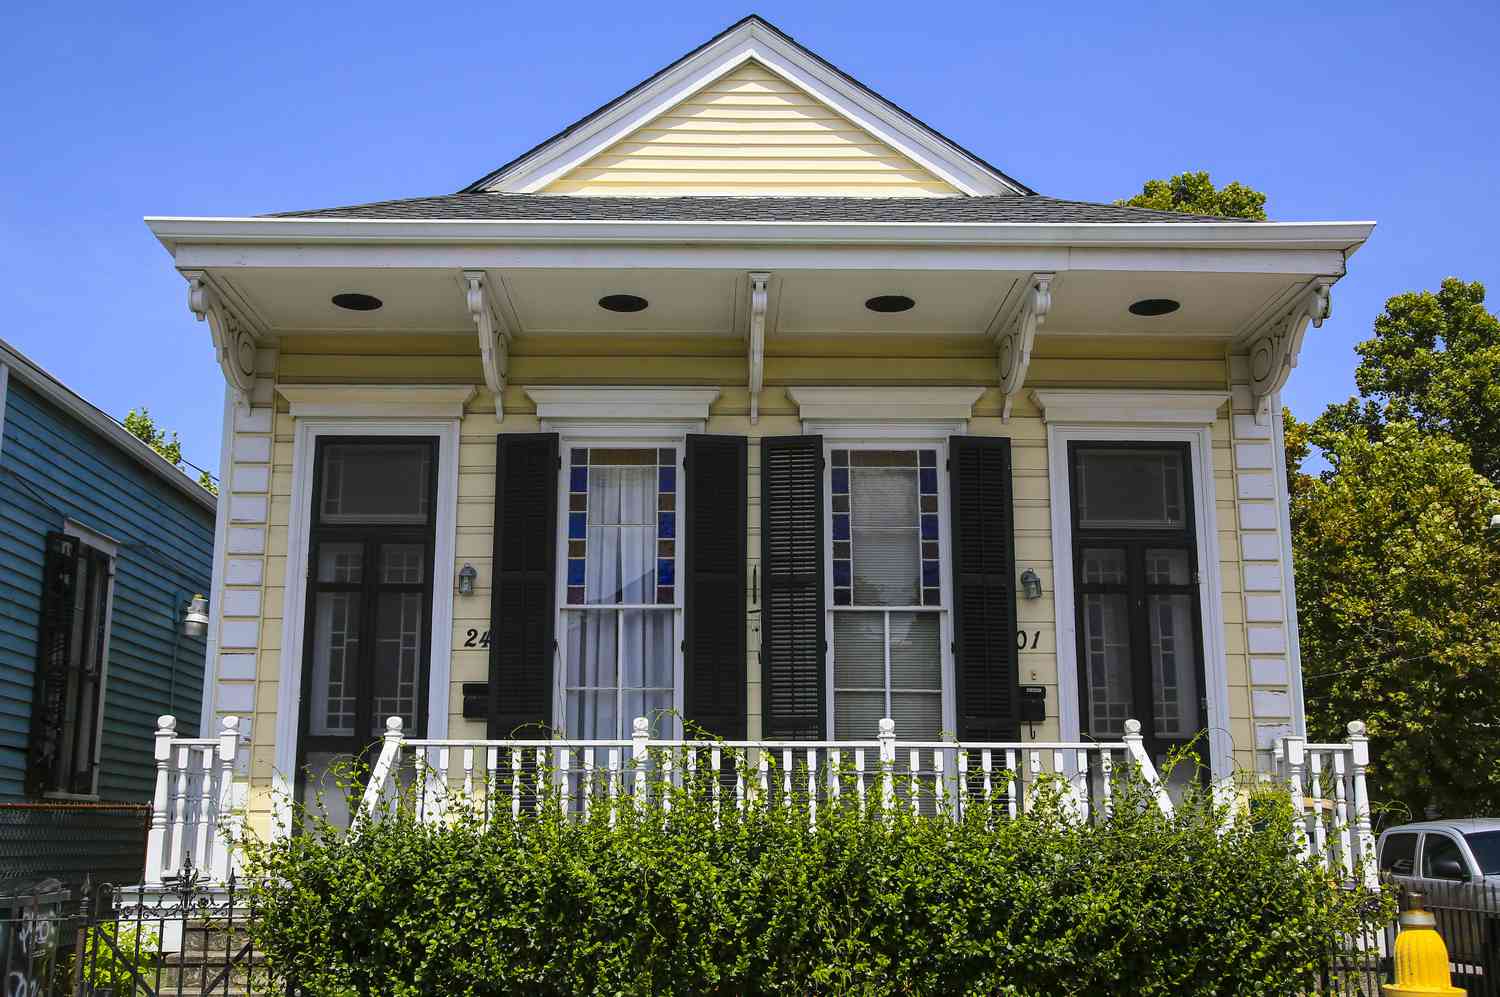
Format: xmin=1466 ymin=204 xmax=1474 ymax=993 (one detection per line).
xmin=683 ymin=435 xmax=748 ymax=739
xmin=27 ymin=533 xmax=78 ymax=797
xmin=949 ymin=435 xmax=1021 ymax=741
xmin=489 ymin=434 xmax=558 ymax=737
xmin=760 ymin=435 xmax=825 ymax=739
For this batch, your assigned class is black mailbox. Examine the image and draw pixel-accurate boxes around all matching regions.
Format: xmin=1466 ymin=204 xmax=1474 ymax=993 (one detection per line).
xmin=461 ymin=682 xmax=489 ymax=720
xmin=1018 ymin=685 xmax=1046 ymax=724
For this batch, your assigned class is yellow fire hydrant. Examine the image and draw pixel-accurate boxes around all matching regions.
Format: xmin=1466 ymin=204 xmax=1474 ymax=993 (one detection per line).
xmin=1382 ymin=891 xmax=1464 ymax=996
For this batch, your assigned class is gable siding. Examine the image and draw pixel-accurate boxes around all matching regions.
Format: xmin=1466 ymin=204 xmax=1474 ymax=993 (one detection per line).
xmin=0 ymin=380 xmax=214 ymax=802
xmin=542 ymin=61 xmax=961 ymax=197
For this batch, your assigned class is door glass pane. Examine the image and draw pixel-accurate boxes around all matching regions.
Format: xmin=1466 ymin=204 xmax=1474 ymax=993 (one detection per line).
xmin=381 ymin=544 xmax=426 ymax=584
xmin=317 ymin=543 xmax=363 ymax=583
xmin=1080 ymin=548 xmax=1127 ymax=585
xmin=371 ymin=591 xmax=423 ymax=734
xmin=319 ymin=443 xmax=431 ymax=524
xmin=1083 ymin=593 xmax=1132 ymax=738
xmin=1148 ymin=594 xmax=1199 ymax=738
xmin=1075 ymin=448 xmax=1185 ymax=529
xmin=1145 ymin=548 xmax=1191 ymax=586
xmin=310 ymin=592 xmax=360 ymax=736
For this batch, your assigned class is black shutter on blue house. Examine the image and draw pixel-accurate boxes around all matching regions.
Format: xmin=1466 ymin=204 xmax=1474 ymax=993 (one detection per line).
xmin=949 ymin=435 xmax=1021 ymax=741
xmin=760 ymin=435 xmax=825 ymax=739
xmin=489 ymin=434 xmax=558 ymax=737
xmin=27 ymin=533 xmax=78 ymax=797
xmin=683 ymin=434 xmax=748 ymax=739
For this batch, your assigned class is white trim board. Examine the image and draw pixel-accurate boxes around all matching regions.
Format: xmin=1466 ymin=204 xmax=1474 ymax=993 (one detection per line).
xmin=526 ymin=386 xmax=720 ymax=423
xmin=478 ymin=18 xmax=1021 ymax=197
xmin=788 ymin=386 xmax=984 ymax=425
xmin=276 ymin=384 xmax=476 ymax=419
xmin=1271 ymin=397 xmax=1306 ymax=737
xmin=1044 ymin=422 xmax=1232 ymax=780
xmin=1031 ymin=389 xmax=1229 ymax=425
xmin=199 ymin=384 xmax=236 ymax=736
xmin=273 ymin=417 xmax=462 ymax=832
xmin=0 ymin=362 xmax=9 ymax=452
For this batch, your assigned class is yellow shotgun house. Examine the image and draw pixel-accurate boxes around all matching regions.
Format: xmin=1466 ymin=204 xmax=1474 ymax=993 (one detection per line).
xmin=141 ymin=15 xmax=1374 ymax=873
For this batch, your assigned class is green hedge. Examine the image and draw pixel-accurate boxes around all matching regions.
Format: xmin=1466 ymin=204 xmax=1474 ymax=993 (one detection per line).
xmin=244 ymin=765 xmax=1387 ymax=996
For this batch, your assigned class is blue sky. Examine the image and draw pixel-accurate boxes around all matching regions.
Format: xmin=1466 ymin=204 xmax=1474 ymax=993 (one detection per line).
xmin=2 ymin=1 xmax=1496 ymax=477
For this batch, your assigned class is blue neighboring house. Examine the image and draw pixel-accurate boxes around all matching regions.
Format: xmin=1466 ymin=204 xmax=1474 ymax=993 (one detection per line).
xmin=0 ymin=338 xmax=215 ymax=884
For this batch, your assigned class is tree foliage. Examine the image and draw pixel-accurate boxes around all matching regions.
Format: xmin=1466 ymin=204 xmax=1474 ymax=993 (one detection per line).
xmin=244 ymin=768 xmax=1384 ymax=996
xmin=1117 ymin=171 xmax=1268 ymax=220
xmin=123 ymin=407 xmax=218 ymax=495
xmin=1292 ymin=418 xmax=1500 ymax=817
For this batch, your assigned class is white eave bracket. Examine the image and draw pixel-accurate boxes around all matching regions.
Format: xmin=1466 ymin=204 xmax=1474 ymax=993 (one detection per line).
xmin=463 ymin=270 xmax=511 ymax=420
xmin=183 ymin=270 xmax=260 ymax=410
xmin=1239 ymin=276 xmax=1337 ymax=423
xmin=994 ymin=272 xmax=1054 ymax=422
xmin=747 ymin=271 xmax=771 ymax=424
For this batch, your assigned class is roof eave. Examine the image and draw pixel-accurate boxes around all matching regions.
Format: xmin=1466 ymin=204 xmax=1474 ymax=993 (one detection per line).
xmin=146 ymin=215 xmax=1376 ymax=255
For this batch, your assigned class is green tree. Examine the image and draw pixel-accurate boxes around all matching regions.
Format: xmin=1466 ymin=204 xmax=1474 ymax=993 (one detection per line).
xmin=1334 ymin=277 xmax=1500 ymax=481
xmin=1293 ymin=420 xmax=1500 ymax=817
xmin=123 ymin=407 xmax=218 ymax=495
xmin=1116 ymin=170 xmax=1267 ymax=220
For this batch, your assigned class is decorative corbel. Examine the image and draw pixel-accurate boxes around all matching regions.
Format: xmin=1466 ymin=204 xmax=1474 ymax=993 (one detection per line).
xmin=995 ymin=273 xmax=1054 ymax=422
xmin=747 ymin=272 xmax=771 ymax=424
xmin=1243 ymin=276 xmax=1336 ymax=423
xmin=463 ymin=270 xmax=510 ymax=420
xmin=184 ymin=270 xmax=258 ymax=410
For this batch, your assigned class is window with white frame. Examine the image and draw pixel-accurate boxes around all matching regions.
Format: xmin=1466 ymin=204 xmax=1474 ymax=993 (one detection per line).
xmin=828 ymin=446 xmax=946 ymax=741
xmin=558 ymin=445 xmax=681 ymax=738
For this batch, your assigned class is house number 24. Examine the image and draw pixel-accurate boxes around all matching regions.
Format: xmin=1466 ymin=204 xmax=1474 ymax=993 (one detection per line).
xmin=464 ymin=629 xmax=492 ymax=648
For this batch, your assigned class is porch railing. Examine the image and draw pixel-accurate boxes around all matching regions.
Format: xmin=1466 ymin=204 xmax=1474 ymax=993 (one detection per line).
xmin=143 ymin=715 xmax=245 ymax=888
xmin=355 ymin=715 xmax=1174 ymax=829
xmin=1271 ymin=722 xmax=1379 ymax=889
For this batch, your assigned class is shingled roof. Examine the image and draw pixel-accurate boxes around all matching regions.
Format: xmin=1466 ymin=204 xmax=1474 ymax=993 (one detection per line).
xmin=269 ymin=193 xmax=1239 ymax=224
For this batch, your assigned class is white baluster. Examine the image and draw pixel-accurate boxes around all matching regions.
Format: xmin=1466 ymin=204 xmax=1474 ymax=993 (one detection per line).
xmin=661 ymin=748 xmax=673 ymax=816
xmin=1004 ymin=749 xmax=1018 ymax=819
xmin=145 ymin=715 xmax=175 ymax=885
xmin=1347 ymin=722 xmax=1377 ymax=889
xmin=561 ymin=748 xmax=573 ymax=816
xmin=462 ymin=746 xmax=475 ymax=801
xmin=510 ymin=747 xmax=521 ymax=819
xmin=169 ymin=744 xmax=189 ymax=875
xmin=581 ymin=749 xmax=594 ymax=819
xmin=485 ymin=747 xmax=499 ymax=822
xmin=807 ymin=751 xmax=818 ymax=830
xmin=710 ymin=747 xmax=722 ymax=826
xmin=607 ymin=747 xmax=620 ymax=828
xmin=757 ymin=748 xmax=769 ymax=806
xmin=1332 ymin=752 xmax=1352 ymax=880
xmin=878 ymin=718 xmax=896 ymax=816
xmin=1099 ymin=748 xmax=1114 ymax=819
xmin=854 ymin=749 xmax=866 ymax=814
xmin=1308 ymin=751 xmax=1327 ymax=867
xmin=829 ymin=749 xmax=842 ymax=807
xmin=957 ymin=751 xmax=969 ymax=818
xmin=632 ymin=718 xmax=649 ymax=811
xmin=534 ymin=747 xmax=547 ymax=813
xmin=933 ymin=750 xmax=946 ymax=816
xmin=1074 ymin=749 xmax=1090 ymax=823
xmin=980 ymin=749 xmax=993 ymax=805
xmin=782 ymin=749 xmax=793 ymax=809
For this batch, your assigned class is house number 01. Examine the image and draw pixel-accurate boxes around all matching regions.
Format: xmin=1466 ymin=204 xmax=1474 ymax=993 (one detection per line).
xmin=1016 ymin=630 xmax=1041 ymax=651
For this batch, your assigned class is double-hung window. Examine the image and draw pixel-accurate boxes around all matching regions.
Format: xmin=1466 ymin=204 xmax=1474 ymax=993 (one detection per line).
xmin=558 ymin=446 xmax=680 ymax=739
xmin=299 ymin=439 xmax=438 ymax=797
xmin=28 ymin=532 xmax=114 ymax=797
xmin=827 ymin=446 xmax=947 ymax=742
xmin=1069 ymin=443 xmax=1205 ymax=762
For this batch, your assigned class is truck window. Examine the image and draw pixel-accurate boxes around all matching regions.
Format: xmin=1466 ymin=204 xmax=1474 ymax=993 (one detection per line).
xmin=1380 ymin=833 xmax=1417 ymax=875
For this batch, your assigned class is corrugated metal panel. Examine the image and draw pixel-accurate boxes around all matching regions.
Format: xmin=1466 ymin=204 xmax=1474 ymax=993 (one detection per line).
xmin=0 ymin=380 xmax=214 ymax=802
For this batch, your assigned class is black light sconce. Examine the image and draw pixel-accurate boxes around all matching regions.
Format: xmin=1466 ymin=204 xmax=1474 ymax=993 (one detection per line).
xmin=457 ymin=563 xmax=478 ymax=596
xmin=1020 ymin=569 xmax=1043 ymax=600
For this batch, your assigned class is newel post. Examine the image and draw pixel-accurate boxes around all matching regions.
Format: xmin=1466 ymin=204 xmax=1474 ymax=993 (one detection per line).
xmin=1122 ymin=719 xmax=1174 ymax=817
xmin=355 ymin=717 xmax=405 ymax=827
xmin=144 ymin=715 xmax=176 ymax=885
xmin=878 ymin=718 xmax=896 ymax=815
xmin=632 ymin=716 xmax=650 ymax=811
xmin=1281 ymin=733 xmax=1310 ymax=858
xmin=212 ymin=716 xmax=240 ymax=882
xmin=1346 ymin=721 xmax=1378 ymax=889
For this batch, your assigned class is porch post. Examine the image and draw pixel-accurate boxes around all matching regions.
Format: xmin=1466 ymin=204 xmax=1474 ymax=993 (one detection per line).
xmin=1281 ymin=734 xmax=1310 ymax=857
xmin=878 ymin=718 xmax=896 ymax=815
xmin=145 ymin=715 xmax=176 ymax=885
xmin=212 ymin=716 xmax=240 ymax=882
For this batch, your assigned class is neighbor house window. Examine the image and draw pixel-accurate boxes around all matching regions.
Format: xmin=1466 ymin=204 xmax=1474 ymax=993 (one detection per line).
xmin=558 ymin=446 xmax=680 ymax=738
xmin=828 ymin=447 xmax=946 ymax=741
xmin=299 ymin=439 xmax=437 ymax=785
xmin=1069 ymin=444 xmax=1205 ymax=759
xmin=27 ymin=532 xmax=113 ymax=797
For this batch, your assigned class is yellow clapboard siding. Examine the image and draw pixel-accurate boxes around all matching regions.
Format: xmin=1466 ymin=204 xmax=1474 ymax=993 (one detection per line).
xmin=541 ymin=59 xmax=960 ymax=197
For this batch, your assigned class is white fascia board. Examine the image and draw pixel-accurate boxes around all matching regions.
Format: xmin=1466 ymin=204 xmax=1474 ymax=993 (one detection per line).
xmin=145 ymin=216 xmax=1376 ymax=253
xmin=484 ymin=21 xmax=1020 ymax=197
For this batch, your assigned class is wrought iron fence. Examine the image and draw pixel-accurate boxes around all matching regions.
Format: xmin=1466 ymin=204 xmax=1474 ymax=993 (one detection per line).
xmin=0 ymin=857 xmax=291 ymax=997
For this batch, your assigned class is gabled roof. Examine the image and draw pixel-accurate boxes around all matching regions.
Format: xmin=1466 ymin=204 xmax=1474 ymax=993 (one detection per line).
xmin=0 ymin=337 xmax=217 ymax=513
xmin=465 ymin=15 xmax=1033 ymax=198
xmin=272 ymin=192 xmax=1233 ymax=223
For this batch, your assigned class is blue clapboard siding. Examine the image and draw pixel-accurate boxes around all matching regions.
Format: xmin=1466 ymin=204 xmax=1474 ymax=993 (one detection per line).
xmin=0 ymin=378 xmax=214 ymax=803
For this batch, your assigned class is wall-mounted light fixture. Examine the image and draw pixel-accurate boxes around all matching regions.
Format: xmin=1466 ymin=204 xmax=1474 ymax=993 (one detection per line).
xmin=1020 ymin=569 xmax=1043 ymax=600
xmin=182 ymin=594 xmax=209 ymax=638
xmin=457 ymin=563 xmax=478 ymax=596
xmin=1490 ymin=513 xmax=1500 ymax=537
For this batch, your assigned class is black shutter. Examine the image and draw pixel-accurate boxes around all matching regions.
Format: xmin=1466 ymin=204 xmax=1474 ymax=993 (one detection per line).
xmin=949 ymin=436 xmax=1021 ymax=741
xmin=27 ymin=533 xmax=78 ymax=797
xmin=489 ymin=434 xmax=558 ymax=737
xmin=683 ymin=435 xmax=748 ymax=739
xmin=760 ymin=435 xmax=825 ymax=740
